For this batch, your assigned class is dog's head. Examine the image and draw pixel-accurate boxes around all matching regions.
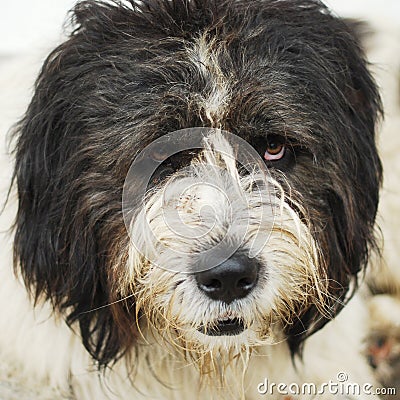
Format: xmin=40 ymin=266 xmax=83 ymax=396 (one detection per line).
xmin=12 ymin=0 xmax=382 ymax=371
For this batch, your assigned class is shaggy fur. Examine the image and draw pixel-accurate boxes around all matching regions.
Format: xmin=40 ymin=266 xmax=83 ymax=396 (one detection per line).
xmin=2 ymin=0 xmax=385 ymax=398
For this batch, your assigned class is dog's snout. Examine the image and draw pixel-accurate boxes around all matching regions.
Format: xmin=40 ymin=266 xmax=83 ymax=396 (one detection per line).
xmin=195 ymin=256 xmax=259 ymax=303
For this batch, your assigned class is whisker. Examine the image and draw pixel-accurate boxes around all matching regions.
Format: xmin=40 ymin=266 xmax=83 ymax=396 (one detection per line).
xmin=78 ymin=293 xmax=136 ymax=316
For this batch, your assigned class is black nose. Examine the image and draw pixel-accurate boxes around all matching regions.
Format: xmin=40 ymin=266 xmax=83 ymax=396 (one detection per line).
xmin=195 ymin=255 xmax=259 ymax=303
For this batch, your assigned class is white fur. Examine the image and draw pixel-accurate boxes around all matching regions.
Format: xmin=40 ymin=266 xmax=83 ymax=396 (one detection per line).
xmin=187 ymin=34 xmax=232 ymax=125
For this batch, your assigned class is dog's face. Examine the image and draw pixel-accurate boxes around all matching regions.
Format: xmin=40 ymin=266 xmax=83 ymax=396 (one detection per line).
xmin=123 ymin=129 xmax=325 ymax=365
xmin=12 ymin=0 xmax=382 ymax=371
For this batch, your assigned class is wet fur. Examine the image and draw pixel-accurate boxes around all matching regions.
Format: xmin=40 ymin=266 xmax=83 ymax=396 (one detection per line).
xmin=7 ymin=0 xmax=383 ymax=398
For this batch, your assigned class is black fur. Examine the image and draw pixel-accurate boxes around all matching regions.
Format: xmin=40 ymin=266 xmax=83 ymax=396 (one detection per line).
xmin=12 ymin=0 xmax=382 ymax=367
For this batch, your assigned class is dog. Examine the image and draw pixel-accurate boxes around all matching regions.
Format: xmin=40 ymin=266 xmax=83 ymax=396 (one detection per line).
xmin=0 ymin=0 xmax=387 ymax=399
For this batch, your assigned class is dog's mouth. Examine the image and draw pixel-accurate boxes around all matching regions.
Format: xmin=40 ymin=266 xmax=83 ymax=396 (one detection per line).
xmin=198 ymin=318 xmax=245 ymax=336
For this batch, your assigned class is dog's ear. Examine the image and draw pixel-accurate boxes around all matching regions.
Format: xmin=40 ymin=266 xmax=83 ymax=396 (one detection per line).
xmin=287 ymin=17 xmax=383 ymax=357
xmin=12 ymin=2 xmax=140 ymax=368
xmin=335 ymin=17 xmax=382 ymax=275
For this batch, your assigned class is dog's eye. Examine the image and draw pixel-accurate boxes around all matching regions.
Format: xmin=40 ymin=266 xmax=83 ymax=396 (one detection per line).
xmin=264 ymin=138 xmax=285 ymax=161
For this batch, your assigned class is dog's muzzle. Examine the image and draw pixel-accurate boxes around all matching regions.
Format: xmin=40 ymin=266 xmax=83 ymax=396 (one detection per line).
xmin=123 ymin=129 xmax=324 ymax=344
